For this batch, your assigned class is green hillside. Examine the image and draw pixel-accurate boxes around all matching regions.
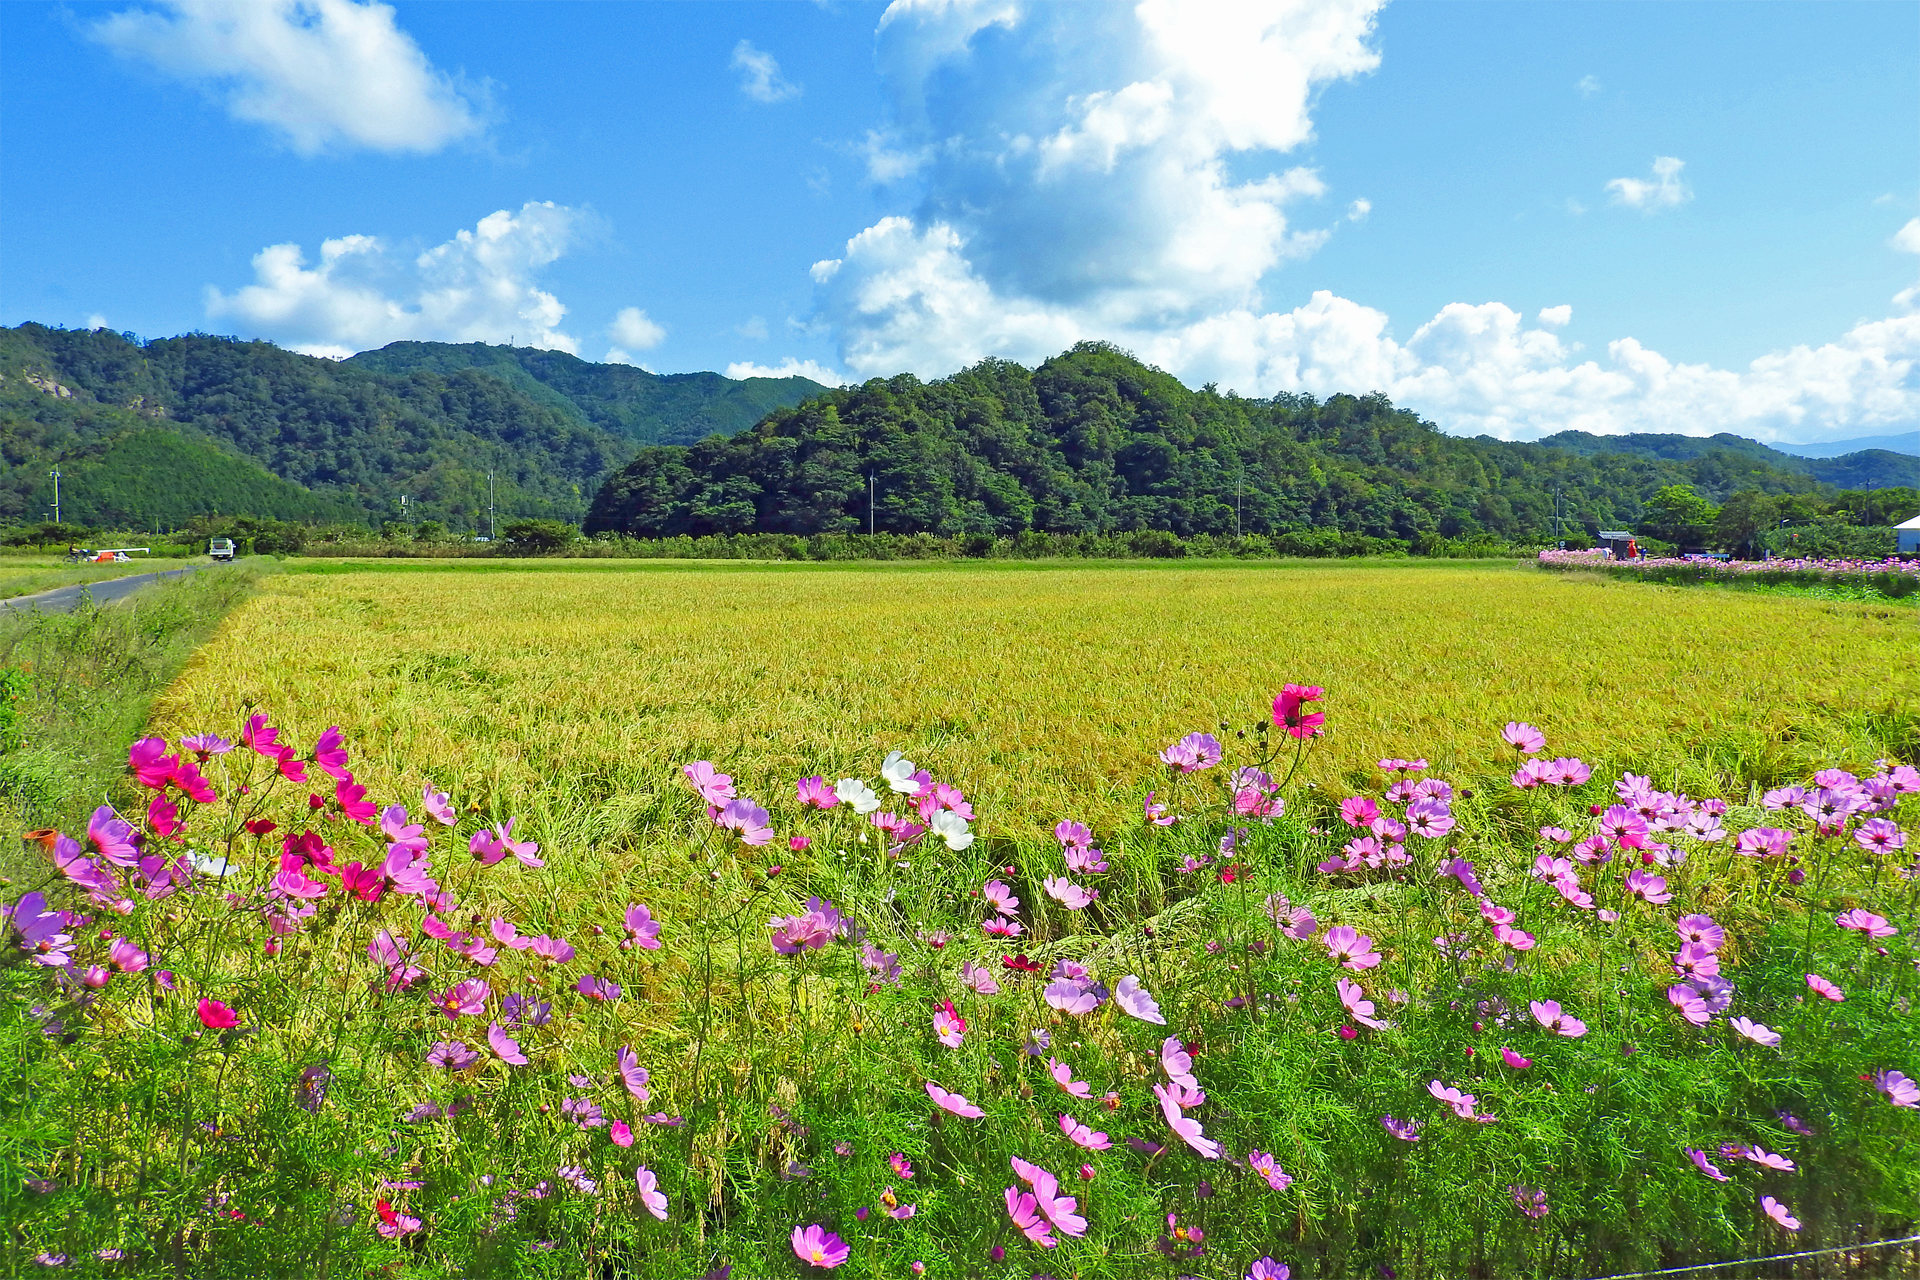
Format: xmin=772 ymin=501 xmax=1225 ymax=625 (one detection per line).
xmin=1534 ymin=429 xmax=1920 ymax=489
xmin=342 ymin=341 xmax=828 ymax=446
xmin=586 ymin=343 xmax=1843 ymax=543
xmin=47 ymin=429 xmax=363 ymax=527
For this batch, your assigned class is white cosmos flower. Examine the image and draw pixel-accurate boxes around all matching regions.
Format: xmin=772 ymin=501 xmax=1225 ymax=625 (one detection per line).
xmin=880 ymin=751 xmax=921 ymax=794
xmin=930 ymin=809 xmax=973 ymax=851
xmin=188 ymin=850 xmax=238 ymax=877
xmin=834 ymin=778 xmax=882 ymax=814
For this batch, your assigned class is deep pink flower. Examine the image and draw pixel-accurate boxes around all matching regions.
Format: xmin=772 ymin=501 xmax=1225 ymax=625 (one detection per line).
xmin=436 ymin=978 xmax=490 ymax=1019
xmin=1805 ymin=972 xmax=1845 ymax=1001
xmin=1500 ymin=1047 xmax=1531 ymax=1070
xmin=623 ymin=903 xmax=662 ymax=950
xmin=128 ymin=737 xmax=178 ymax=789
xmin=576 ymin=974 xmax=622 ymax=1001
xmin=1854 ymin=818 xmax=1907 ymax=854
xmin=1625 ymin=869 xmax=1672 ymax=905
xmin=1836 ymin=908 xmax=1897 ymax=939
xmin=1272 ymin=684 xmax=1326 ymax=739
xmin=196 ymin=998 xmax=239 ymax=1029
xmin=795 ymin=774 xmax=838 ymax=809
xmin=932 ymin=999 xmax=965 ymax=1048
xmin=1323 ymin=925 xmax=1382 ymax=971
xmin=1004 ymin=1187 xmax=1057 ymax=1248
xmin=1059 ymin=1112 xmax=1111 ymax=1150
xmin=86 ymin=805 xmax=140 ymax=867
xmin=1600 ymin=806 xmax=1650 ymax=850
xmin=311 ymin=726 xmax=350 ymax=781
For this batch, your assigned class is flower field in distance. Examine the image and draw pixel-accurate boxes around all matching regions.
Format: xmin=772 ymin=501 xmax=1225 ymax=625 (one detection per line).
xmin=4 ymin=559 xmax=1918 ymax=1278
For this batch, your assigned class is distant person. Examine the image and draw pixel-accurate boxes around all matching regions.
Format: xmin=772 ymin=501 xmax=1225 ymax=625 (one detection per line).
xmin=1627 ymin=538 xmax=1640 ymax=560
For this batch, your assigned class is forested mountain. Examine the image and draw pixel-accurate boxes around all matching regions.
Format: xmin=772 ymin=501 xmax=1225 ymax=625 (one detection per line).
xmin=0 ymin=325 xmax=822 ymax=529
xmin=585 ymin=343 xmax=1862 ymax=544
xmin=343 ymin=342 xmax=827 ymax=447
xmin=1534 ymin=430 xmax=1920 ymax=490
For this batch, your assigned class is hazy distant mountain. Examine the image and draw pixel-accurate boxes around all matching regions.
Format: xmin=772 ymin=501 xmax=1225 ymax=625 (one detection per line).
xmin=1773 ymin=432 xmax=1920 ymax=460
xmin=1532 ymin=430 xmax=1920 ymax=489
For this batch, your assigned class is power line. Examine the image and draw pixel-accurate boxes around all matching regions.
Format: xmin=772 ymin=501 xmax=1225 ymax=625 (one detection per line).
xmin=1565 ymin=1232 xmax=1920 ymax=1280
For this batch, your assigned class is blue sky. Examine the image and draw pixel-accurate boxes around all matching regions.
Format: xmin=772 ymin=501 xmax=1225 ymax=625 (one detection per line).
xmin=2 ymin=0 xmax=1915 ymax=445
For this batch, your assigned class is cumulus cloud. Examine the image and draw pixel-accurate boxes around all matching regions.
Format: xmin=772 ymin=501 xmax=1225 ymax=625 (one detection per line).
xmin=724 ymin=357 xmax=846 ymax=386
xmin=1577 ymin=74 xmax=1601 ymax=97
xmin=89 ymin=0 xmax=483 ymax=155
xmin=1606 ymin=155 xmax=1691 ymax=211
xmin=798 ymin=3 xmax=1915 ymax=446
xmin=609 ymin=306 xmax=666 ymax=351
xmin=1892 ymin=217 xmax=1920 ymax=255
xmin=206 ymin=201 xmax=584 ymax=356
xmin=1346 ymin=198 xmax=1371 ymax=222
xmin=731 ymin=39 xmax=799 ymax=103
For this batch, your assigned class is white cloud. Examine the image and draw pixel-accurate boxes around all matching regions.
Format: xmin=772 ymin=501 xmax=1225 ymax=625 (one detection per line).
xmin=1536 ymin=305 xmax=1572 ymax=328
xmin=85 ymin=313 xmax=110 ymax=330
xmin=206 ymin=201 xmax=583 ymax=356
xmin=1577 ymin=74 xmax=1601 ymax=97
xmin=1892 ymin=217 xmax=1920 ymax=255
xmin=731 ymin=39 xmax=799 ymax=103
xmin=724 ymin=357 xmax=846 ymax=386
xmin=1606 ymin=155 xmax=1691 ymax=211
xmin=89 ymin=0 xmax=482 ymax=155
xmin=736 ymin=315 xmax=770 ymax=340
xmin=1346 ymin=198 xmax=1371 ymax=222
xmin=609 ymin=306 xmax=666 ymax=351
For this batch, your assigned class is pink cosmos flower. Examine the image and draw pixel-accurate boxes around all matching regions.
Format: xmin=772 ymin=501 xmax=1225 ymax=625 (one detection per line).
xmin=1004 ymin=1188 xmax=1057 ymax=1247
xmin=1500 ymin=1047 xmax=1531 ymax=1070
xmin=617 ymin=1046 xmax=652 ymax=1100
xmin=1546 ymin=757 xmax=1591 ymax=785
xmin=1673 ymin=944 xmax=1721 ymax=980
xmin=106 ymin=936 xmax=148 ymax=973
xmin=932 ymin=1000 xmax=966 ymax=1048
xmin=719 ymin=798 xmax=775 ymax=846
xmin=1874 ymin=1069 xmax=1919 ymax=1107
xmin=622 ymin=903 xmax=662 ymax=950
xmin=683 ymin=761 xmax=735 ymax=807
xmin=1675 ymin=914 xmax=1725 ymax=950
xmin=1736 ymin=827 xmax=1793 ymax=858
xmin=1160 ymin=732 xmax=1223 ymax=773
xmin=1114 ymin=975 xmax=1166 ymax=1024
xmin=1502 ymin=722 xmax=1546 ymax=754
xmin=1687 ymin=1148 xmax=1729 ymax=1181
xmin=1338 ymin=978 xmax=1391 ymax=1031
xmin=983 ymin=916 xmax=1024 ymax=938
xmin=1340 ymin=796 xmax=1380 ymax=828
xmin=1806 ymin=973 xmax=1845 ymax=1001
xmin=982 ymin=880 xmax=1020 ymax=915
xmin=959 ymin=961 xmax=1001 ymax=994
xmin=1510 ymin=1185 xmax=1549 ymax=1219
xmin=1512 ymin=758 xmax=1553 ymax=789
xmin=925 ymin=1081 xmax=984 ymax=1118
xmin=529 ymin=935 xmax=575 ymax=965
xmin=1836 ymin=908 xmax=1897 ymax=939
xmin=1010 ymin=1156 xmax=1088 ymax=1237
xmin=1247 ymin=1150 xmax=1293 ymax=1191
xmin=1600 ymin=806 xmax=1650 ymax=850
xmin=1144 ymin=791 xmax=1175 ymax=825
xmin=1323 ymin=925 xmax=1382 ymax=971
xmin=1855 ymin=818 xmax=1907 ymax=854
xmin=1059 ymin=1113 xmax=1111 ymax=1150
xmin=436 ymin=978 xmax=490 ymax=1020
xmin=795 ymin=775 xmax=838 ymax=809
xmin=1043 ymin=876 xmax=1094 ymax=910
xmin=576 ymin=974 xmax=621 ymax=1001
xmin=1760 ymin=1196 xmax=1800 ymax=1232
xmin=1625 ymin=869 xmax=1672 ymax=905
xmin=486 ymin=1022 xmax=527 ymax=1065
xmin=791 ymin=1223 xmax=850 ymax=1267
xmin=770 ymin=905 xmax=836 ymax=954
xmin=1440 ymin=857 xmax=1485 ymax=896
xmin=1427 ymin=1080 xmax=1479 ymax=1120
xmin=196 ymin=998 xmax=239 ymax=1029
xmin=1272 ymin=684 xmax=1326 ymax=739
xmin=1045 ymin=978 xmax=1099 ymax=1016
xmin=1730 ymin=1017 xmax=1781 ymax=1047
xmin=147 ymin=794 xmax=181 ymax=840
xmin=421 ymin=784 xmax=457 ymax=826
xmin=311 ymin=726 xmax=350 ymax=781
xmin=1152 ymin=1082 xmax=1222 ymax=1158
xmin=635 ymin=1167 xmax=669 ymax=1219
xmin=87 ymin=806 xmax=140 ymax=867
xmin=1036 ymin=1054 xmax=1091 ymax=1099
xmin=1667 ymin=984 xmax=1711 ymax=1026
xmin=1404 ymin=798 xmax=1454 ymax=840
xmin=1160 ymin=1036 xmax=1198 ymax=1088
xmin=1530 ymin=1000 xmax=1587 ymax=1038
xmin=427 ymin=1040 xmax=480 ymax=1071
xmin=1249 ymin=1258 xmax=1291 ymax=1280
xmin=1381 ymin=1115 xmax=1423 ymax=1142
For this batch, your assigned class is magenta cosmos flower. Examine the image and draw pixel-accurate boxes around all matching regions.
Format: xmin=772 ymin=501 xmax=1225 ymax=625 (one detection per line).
xmin=1854 ymin=818 xmax=1906 ymax=854
xmin=1272 ymin=684 xmax=1326 ymax=739
xmin=791 ymin=1224 xmax=849 ymax=1268
xmin=795 ymin=775 xmax=838 ymax=809
xmin=932 ymin=1000 xmax=965 ymax=1048
xmin=1835 ymin=908 xmax=1897 ymax=939
xmin=1247 ymin=1150 xmax=1293 ymax=1191
xmin=1059 ymin=1113 xmax=1111 ymax=1150
xmin=196 ymin=998 xmax=239 ymax=1030
xmin=683 ymin=761 xmax=735 ymax=807
xmin=1805 ymin=973 xmax=1845 ymax=1001
xmin=622 ymin=903 xmax=662 ymax=950
xmin=1529 ymin=1000 xmax=1587 ymax=1038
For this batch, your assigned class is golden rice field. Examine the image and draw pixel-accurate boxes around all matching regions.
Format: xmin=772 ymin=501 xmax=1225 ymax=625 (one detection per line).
xmin=152 ymin=558 xmax=1918 ymax=847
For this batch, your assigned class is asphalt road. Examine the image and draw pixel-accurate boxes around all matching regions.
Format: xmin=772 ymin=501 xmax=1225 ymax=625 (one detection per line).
xmin=0 ymin=563 xmax=213 ymax=614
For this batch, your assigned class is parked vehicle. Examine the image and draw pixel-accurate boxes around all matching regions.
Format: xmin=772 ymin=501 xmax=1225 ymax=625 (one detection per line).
xmin=209 ymin=538 xmax=236 ymax=562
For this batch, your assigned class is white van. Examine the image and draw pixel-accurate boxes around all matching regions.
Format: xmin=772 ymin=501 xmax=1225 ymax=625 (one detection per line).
xmin=209 ymin=538 xmax=236 ymax=562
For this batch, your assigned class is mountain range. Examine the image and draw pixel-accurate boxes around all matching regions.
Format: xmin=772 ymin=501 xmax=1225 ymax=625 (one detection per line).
xmin=1 ymin=323 xmax=1911 ymax=537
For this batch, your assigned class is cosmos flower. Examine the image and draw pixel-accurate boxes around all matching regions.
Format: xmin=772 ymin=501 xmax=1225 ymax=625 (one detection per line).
xmin=1730 ymin=1017 xmax=1781 ymax=1047
xmin=1114 ymin=975 xmax=1165 ymax=1024
xmin=1043 ymin=877 xmax=1095 ymax=910
xmin=635 ymin=1167 xmax=669 ymax=1219
xmin=617 ymin=1046 xmax=652 ymax=1101
xmin=1510 ymin=1185 xmax=1549 ymax=1219
xmin=1160 ymin=732 xmax=1224 ymax=773
xmin=1338 ymin=978 xmax=1392 ymax=1031
xmin=1381 ymin=1115 xmax=1423 ymax=1142
xmin=1004 ymin=1187 xmax=1056 ymax=1248
xmin=928 ymin=809 xmax=973 ymax=850
xmin=1323 ymin=926 xmax=1382 ymax=972
xmin=682 ymin=761 xmax=735 ymax=807
xmin=1529 ymin=1000 xmax=1587 ymax=1038
xmin=1500 ymin=1047 xmax=1532 ymax=1070
xmin=879 ymin=751 xmax=922 ymax=795
xmin=1248 ymin=1258 xmax=1291 ymax=1280
xmin=1152 ymin=1083 xmax=1221 ymax=1158
xmin=959 ymin=961 xmax=1001 ymax=994
xmin=1686 ymin=1148 xmax=1729 ymax=1181
xmin=791 ymin=1224 xmax=850 ymax=1268
xmin=924 ymin=1082 xmax=984 ymax=1118
xmin=1272 ymin=684 xmax=1326 ymax=739
xmin=1835 ymin=909 xmax=1897 ymax=939
xmin=1760 ymin=1196 xmax=1800 ymax=1232
xmin=1667 ymin=984 xmax=1711 ymax=1026
xmin=1502 ymin=722 xmax=1546 ymax=754
xmin=1059 ymin=1113 xmax=1111 ymax=1151
xmin=486 ymin=1023 xmax=528 ymax=1065
xmin=421 ymin=784 xmax=457 ymax=826
xmin=622 ymin=903 xmax=662 ymax=950
xmin=1246 ymin=1150 xmax=1293 ymax=1191
xmin=196 ymin=998 xmax=239 ymax=1030
xmin=932 ymin=1000 xmax=965 ymax=1048
xmin=1625 ymin=869 xmax=1672 ymax=905
xmin=1045 ymin=979 xmax=1099 ymax=1016
xmin=1048 ymin=1057 xmax=1092 ymax=1099
xmin=1805 ymin=973 xmax=1845 ymax=1001
xmin=833 ymin=778 xmax=882 ymax=814
xmin=796 ymin=775 xmax=838 ymax=809
xmin=1874 ymin=1070 xmax=1919 ymax=1108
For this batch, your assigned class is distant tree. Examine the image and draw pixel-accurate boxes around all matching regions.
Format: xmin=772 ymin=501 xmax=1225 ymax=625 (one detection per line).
xmin=1711 ymin=489 xmax=1777 ymax=558
xmin=500 ymin=518 xmax=580 ymax=554
xmin=1638 ymin=484 xmax=1720 ymax=548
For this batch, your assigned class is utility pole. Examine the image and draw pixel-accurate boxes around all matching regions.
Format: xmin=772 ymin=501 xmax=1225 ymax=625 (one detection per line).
xmin=1235 ymin=464 xmax=1243 ymax=539
xmin=50 ymin=468 xmax=61 ymax=524
xmin=1554 ymin=484 xmax=1563 ymax=547
xmin=488 ymin=471 xmax=496 ymax=541
xmin=868 ymin=473 xmax=875 ymax=536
